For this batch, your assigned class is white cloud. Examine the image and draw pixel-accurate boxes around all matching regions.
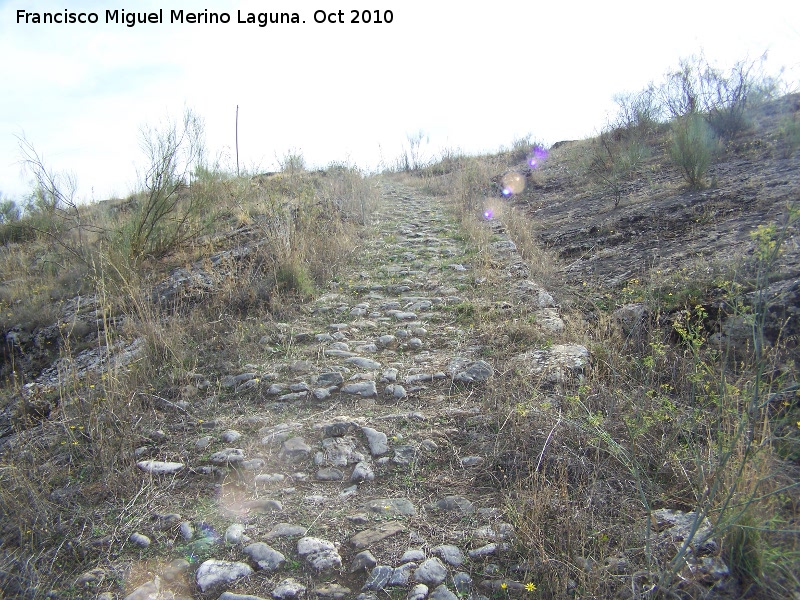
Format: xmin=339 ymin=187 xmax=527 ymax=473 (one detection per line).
xmin=1 ymin=0 xmax=798 ymax=200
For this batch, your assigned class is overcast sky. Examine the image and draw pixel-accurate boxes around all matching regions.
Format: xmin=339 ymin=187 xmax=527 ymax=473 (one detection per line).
xmin=1 ymin=0 xmax=798 ymax=202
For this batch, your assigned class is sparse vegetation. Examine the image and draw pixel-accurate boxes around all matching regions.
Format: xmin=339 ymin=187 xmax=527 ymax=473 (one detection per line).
xmin=670 ymin=113 xmax=719 ymax=188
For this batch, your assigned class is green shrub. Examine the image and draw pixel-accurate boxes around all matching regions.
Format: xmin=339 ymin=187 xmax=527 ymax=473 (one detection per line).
xmin=613 ymin=87 xmax=664 ymax=133
xmin=589 ymin=128 xmax=651 ymax=207
xmin=275 ymin=260 xmax=314 ymax=297
xmin=279 ymin=149 xmax=306 ymax=177
xmin=670 ymin=114 xmax=718 ymax=188
xmin=658 ymin=54 xmax=776 ymax=139
xmin=124 ymin=108 xmax=209 ymax=265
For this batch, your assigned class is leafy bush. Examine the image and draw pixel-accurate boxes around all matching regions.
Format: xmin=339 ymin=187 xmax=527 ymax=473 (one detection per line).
xmin=701 ymin=59 xmax=755 ymax=138
xmin=613 ymin=86 xmax=664 ymax=133
xmin=123 ymin=108 xmax=209 ymax=265
xmin=279 ymin=149 xmax=306 ymax=177
xmin=589 ymin=129 xmax=651 ymax=206
xmin=658 ymin=54 xmax=775 ymax=139
xmin=670 ymin=113 xmax=719 ymax=188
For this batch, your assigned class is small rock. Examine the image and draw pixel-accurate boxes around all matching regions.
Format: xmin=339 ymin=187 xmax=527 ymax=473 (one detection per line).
xmin=460 ymin=456 xmax=483 ymax=467
xmin=384 ymin=384 xmax=407 ymax=399
xmin=128 ymin=532 xmax=151 ymax=548
xmin=260 ymin=422 xmax=300 ymax=444
xmin=381 ymin=368 xmax=398 ymax=382
xmin=362 ymin=565 xmax=393 ymax=591
xmin=221 ymin=429 xmax=242 ymax=443
xmin=413 ymin=558 xmax=448 ymax=586
xmin=208 ymin=448 xmax=245 ymax=465
xmin=453 ymin=360 xmax=493 ymax=384
xmin=316 ymin=467 xmax=344 ymax=481
xmin=297 ymin=537 xmax=342 ymax=572
xmin=316 ymin=372 xmax=345 ymax=386
xmin=272 ymin=578 xmax=307 ymax=600
xmin=473 ymin=523 xmax=515 ymax=541
xmin=362 ymin=427 xmax=389 ymax=455
xmin=341 ymin=381 xmax=378 ymax=397
xmin=388 ymin=562 xmax=416 ymax=586
xmin=350 ymin=550 xmax=378 ymax=573
xmin=322 ymin=421 xmax=359 ymax=437
xmin=136 ymin=460 xmax=184 ymax=475
xmin=407 ymin=584 xmax=428 ymax=600
xmin=511 ymin=344 xmax=590 ymax=385
xmin=266 ymin=523 xmax=308 ymax=539
xmin=364 ymin=498 xmax=417 ymax=516
xmin=255 ymin=473 xmax=286 ymax=486
xmin=243 ymin=542 xmax=286 ymax=571
xmin=349 ymin=521 xmax=405 ymax=549
xmin=280 ymin=437 xmax=312 ymax=461
xmin=393 ymin=445 xmax=417 ymax=465
xmin=224 ymin=523 xmax=249 ymax=544
xmin=195 ymin=436 xmax=213 ymax=449
xmin=240 ymin=458 xmax=266 ymax=471
xmin=161 ymin=558 xmax=191 ymax=582
xmin=195 ymin=559 xmax=253 ymax=592
xmin=468 ymin=543 xmax=509 ymax=558
xmin=400 ymin=549 xmax=426 ymax=563
xmin=220 ymin=593 xmax=270 ymax=600
xmin=153 ymin=513 xmax=182 ymax=529
xmin=268 ymin=383 xmax=289 ymax=395
xmin=376 ymin=335 xmax=397 ymax=348
xmin=432 ymin=544 xmax=464 ymax=566
xmin=123 ymin=577 xmax=160 ymax=600
xmin=347 ymin=513 xmax=370 ymax=524
xmin=345 ymin=357 xmax=382 ymax=370
xmin=429 ymin=585 xmax=458 ymax=600
xmin=452 ymin=572 xmax=472 ymax=593
xmin=313 ymin=387 xmax=332 ymax=400
xmin=351 ymin=461 xmax=375 ymax=482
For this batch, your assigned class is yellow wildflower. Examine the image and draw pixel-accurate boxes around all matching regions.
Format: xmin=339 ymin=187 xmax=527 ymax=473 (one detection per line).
xmin=500 ymin=583 xmax=507 ymax=590
xmin=525 ymin=583 xmax=536 ymax=592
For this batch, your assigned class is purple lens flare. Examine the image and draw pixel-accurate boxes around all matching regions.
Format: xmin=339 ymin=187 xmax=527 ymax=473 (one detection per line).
xmin=528 ymin=145 xmax=549 ymax=168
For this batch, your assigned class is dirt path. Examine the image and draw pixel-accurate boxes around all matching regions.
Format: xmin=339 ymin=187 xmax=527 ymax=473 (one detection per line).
xmin=121 ymin=179 xmax=576 ymax=600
